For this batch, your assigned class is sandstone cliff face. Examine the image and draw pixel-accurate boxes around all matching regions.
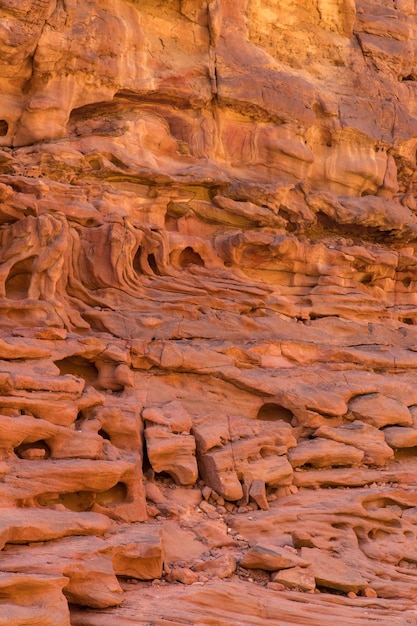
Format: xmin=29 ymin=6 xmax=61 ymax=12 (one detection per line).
xmin=2 ymin=1 xmax=417 ymax=624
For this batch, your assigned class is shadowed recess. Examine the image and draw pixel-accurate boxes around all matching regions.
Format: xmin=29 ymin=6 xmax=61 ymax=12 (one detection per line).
xmin=54 ymin=356 xmax=99 ymax=384
xmin=257 ymin=403 xmax=294 ymax=424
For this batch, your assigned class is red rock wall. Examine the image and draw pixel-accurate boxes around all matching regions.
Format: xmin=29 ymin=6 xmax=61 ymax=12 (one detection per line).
xmin=1 ymin=1 xmax=417 ymax=623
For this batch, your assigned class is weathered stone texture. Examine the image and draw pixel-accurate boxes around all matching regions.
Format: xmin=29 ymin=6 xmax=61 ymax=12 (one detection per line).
xmin=1 ymin=0 xmax=417 ymax=623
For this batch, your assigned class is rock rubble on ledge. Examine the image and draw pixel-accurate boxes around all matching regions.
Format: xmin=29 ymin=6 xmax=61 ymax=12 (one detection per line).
xmin=2 ymin=0 xmax=417 ymax=624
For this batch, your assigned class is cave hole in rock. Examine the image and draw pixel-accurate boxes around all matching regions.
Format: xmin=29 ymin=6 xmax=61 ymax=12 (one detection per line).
xmin=402 ymin=277 xmax=412 ymax=288
xmin=141 ymin=435 xmax=153 ymax=477
xmin=316 ymin=211 xmax=386 ymax=240
xmin=59 ymin=491 xmax=96 ymax=512
xmin=147 ymin=253 xmax=161 ymax=275
xmin=359 ymin=273 xmax=373 ymax=284
xmin=133 ymin=246 xmax=143 ymax=273
xmin=15 ymin=440 xmax=50 ymax=460
xmin=0 ymin=120 xmax=8 ymax=136
xmin=73 ymin=411 xmax=86 ymax=431
xmin=69 ymin=102 xmax=97 ymax=121
xmin=402 ymin=318 xmax=415 ymax=325
xmin=352 ymin=526 xmax=367 ymax=542
xmin=259 ymin=445 xmax=279 ymax=458
xmin=154 ymin=471 xmax=176 ymax=485
xmin=95 ymin=482 xmax=128 ymax=506
xmin=393 ymin=447 xmax=417 ymax=461
xmin=54 ymin=356 xmax=98 ymax=385
xmin=133 ymin=248 xmax=162 ymax=276
xmin=36 ymin=491 xmax=95 ymax=512
xmin=245 ymin=306 xmax=268 ymax=318
xmin=98 ymin=428 xmax=111 ymax=441
xmin=58 ymin=491 xmax=95 ymax=512
xmin=363 ymin=496 xmax=408 ymax=512
xmin=257 ymin=402 xmax=294 ymax=424
xmin=368 ymin=528 xmax=392 ymax=540
xmin=87 ymin=156 xmax=102 ymax=171
xmin=278 ymin=210 xmax=297 ymax=232
xmin=5 ymin=258 xmax=34 ymax=300
xmin=178 ymin=247 xmax=204 ymax=268
xmin=108 ymin=153 xmax=129 ymax=170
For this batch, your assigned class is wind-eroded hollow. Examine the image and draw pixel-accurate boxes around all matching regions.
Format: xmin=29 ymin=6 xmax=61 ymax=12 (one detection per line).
xmin=257 ymin=402 xmax=294 ymax=424
xmin=178 ymin=247 xmax=204 ymax=268
xmin=5 ymin=258 xmax=34 ymax=300
xmin=15 ymin=440 xmax=50 ymax=460
xmin=54 ymin=356 xmax=98 ymax=384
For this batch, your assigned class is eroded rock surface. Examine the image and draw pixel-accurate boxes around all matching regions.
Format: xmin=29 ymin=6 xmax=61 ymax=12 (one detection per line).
xmin=2 ymin=0 xmax=417 ymax=623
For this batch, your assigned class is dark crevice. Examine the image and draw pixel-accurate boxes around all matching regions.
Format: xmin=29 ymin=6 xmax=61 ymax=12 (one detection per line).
xmin=98 ymin=429 xmax=111 ymax=441
xmin=312 ymin=212 xmax=401 ymax=243
xmin=148 ymin=253 xmax=161 ymax=275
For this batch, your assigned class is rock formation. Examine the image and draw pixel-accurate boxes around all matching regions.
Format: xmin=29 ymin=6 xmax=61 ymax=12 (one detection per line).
xmin=1 ymin=0 xmax=417 ymax=624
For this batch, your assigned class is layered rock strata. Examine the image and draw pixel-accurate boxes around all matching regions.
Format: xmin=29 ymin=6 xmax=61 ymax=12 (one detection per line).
xmin=1 ymin=0 xmax=417 ymax=623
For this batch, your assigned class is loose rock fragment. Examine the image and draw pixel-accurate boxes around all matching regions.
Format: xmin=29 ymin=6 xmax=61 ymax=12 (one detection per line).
xmin=300 ymin=548 xmax=368 ymax=594
xmin=272 ymin=566 xmax=316 ymax=592
xmin=241 ymin=544 xmax=310 ymax=571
